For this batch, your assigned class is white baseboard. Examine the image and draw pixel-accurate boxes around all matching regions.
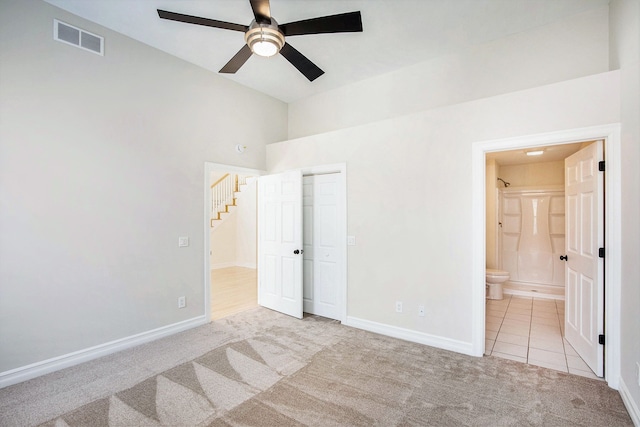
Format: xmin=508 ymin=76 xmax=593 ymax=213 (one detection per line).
xmin=345 ymin=316 xmax=474 ymax=356
xmin=211 ymin=262 xmax=236 ymax=270
xmin=619 ymin=377 xmax=640 ymax=426
xmin=235 ymin=262 xmax=256 ymax=269
xmin=503 ymin=281 xmax=565 ymax=301
xmin=0 ymin=315 xmax=208 ymax=389
xmin=503 ymin=289 xmax=565 ymax=301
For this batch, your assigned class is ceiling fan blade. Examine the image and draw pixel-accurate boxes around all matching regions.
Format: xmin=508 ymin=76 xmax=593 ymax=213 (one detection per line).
xmin=219 ymin=45 xmax=253 ymax=74
xmin=279 ymin=43 xmax=324 ymax=82
xmin=250 ymin=0 xmax=272 ymax=24
xmin=280 ymin=11 xmax=362 ymax=37
xmin=157 ymin=10 xmax=247 ymax=32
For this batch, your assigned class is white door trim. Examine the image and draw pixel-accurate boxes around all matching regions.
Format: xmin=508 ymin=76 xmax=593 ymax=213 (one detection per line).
xmin=471 ymin=124 xmax=621 ymax=389
xmin=301 ymin=163 xmax=348 ymax=323
xmin=204 ymin=162 xmax=265 ymax=322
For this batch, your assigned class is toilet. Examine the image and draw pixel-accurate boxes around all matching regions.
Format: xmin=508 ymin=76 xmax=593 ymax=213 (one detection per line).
xmin=486 ymin=269 xmax=510 ymax=300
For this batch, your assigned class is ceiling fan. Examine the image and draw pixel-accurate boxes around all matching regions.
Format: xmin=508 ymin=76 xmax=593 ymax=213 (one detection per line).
xmin=157 ymin=0 xmax=363 ymax=82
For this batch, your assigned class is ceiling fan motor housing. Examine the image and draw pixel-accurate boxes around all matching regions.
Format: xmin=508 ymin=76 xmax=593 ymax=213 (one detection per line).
xmin=244 ymin=19 xmax=285 ymax=57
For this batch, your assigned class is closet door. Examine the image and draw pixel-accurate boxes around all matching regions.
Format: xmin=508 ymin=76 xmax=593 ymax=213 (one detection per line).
xmin=302 ymin=174 xmax=341 ymax=320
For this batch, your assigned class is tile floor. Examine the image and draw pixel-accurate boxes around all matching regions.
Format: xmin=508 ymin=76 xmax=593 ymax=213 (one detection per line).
xmin=485 ymin=295 xmax=600 ymax=379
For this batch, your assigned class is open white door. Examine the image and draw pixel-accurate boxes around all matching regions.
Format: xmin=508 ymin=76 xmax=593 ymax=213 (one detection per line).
xmin=564 ymin=140 xmax=604 ymax=377
xmin=257 ymin=171 xmax=303 ymax=319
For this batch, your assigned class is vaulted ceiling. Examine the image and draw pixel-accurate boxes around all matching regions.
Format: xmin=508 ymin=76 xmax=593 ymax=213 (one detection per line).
xmin=44 ymin=0 xmax=609 ymax=103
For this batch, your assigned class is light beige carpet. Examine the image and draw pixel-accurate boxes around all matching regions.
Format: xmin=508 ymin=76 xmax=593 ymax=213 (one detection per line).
xmin=1 ymin=307 xmax=633 ymax=426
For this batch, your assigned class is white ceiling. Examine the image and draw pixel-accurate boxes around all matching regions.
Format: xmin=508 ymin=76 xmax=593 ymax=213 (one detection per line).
xmin=44 ymin=0 xmax=609 ymax=103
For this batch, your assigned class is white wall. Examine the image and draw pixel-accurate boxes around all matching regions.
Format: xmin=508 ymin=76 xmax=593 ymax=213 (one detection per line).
xmin=235 ymin=181 xmax=257 ymax=268
xmin=609 ymin=0 xmax=640 ymax=417
xmin=0 ymin=0 xmax=286 ymax=373
xmin=210 ymin=214 xmax=238 ymax=268
xmin=268 ymin=72 xmax=619 ymax=346
xmin=288 ymin=7 xmax=610 ymax=139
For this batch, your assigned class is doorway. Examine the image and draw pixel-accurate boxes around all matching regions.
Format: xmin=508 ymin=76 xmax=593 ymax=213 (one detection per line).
xmin=484 ymin=142 xmax=597 ymax=375
xmin=471 ymin=124 xmax=622 ymax=390
xmin=204 ymin=163 xmax=263 ymax=321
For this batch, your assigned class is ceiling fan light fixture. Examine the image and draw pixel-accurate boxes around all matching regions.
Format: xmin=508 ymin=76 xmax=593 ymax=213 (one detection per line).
xmin=245 ymin=20 xmax=284 ymax=57
xmin=251 ymin=39 xmax=279 ymax=57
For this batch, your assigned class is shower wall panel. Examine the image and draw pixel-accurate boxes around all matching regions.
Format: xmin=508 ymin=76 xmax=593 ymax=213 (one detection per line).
xmin=499 ymin=189 xmax=565 ymax=289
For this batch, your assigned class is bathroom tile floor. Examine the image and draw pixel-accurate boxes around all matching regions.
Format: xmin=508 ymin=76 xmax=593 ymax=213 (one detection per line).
xmin=485 ymin=295 xmax=600 ymax=379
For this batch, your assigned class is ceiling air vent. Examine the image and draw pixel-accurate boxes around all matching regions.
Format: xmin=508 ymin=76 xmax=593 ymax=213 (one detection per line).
xmin=54 ymin=19 xmax=104 ymax=56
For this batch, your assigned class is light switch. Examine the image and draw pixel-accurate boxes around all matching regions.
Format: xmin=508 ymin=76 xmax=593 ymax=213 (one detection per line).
xmin=178 ymin=236 xmax=189 ymax=247
xmin=347 ymin=236 xmax=356 ymax=246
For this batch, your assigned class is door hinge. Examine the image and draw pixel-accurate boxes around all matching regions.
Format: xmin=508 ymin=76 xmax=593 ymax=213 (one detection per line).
xmin=599 ymin=248 xmax=605 ymax=258
xmin=598 ymin=334 xmax=605 ymax=345
xmin=599 ymin=161 xmax=605 ymax=171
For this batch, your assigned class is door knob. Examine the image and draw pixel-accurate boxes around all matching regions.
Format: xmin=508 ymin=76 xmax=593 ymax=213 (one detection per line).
xmin=560 ymin=255 xmax=568 ymax=261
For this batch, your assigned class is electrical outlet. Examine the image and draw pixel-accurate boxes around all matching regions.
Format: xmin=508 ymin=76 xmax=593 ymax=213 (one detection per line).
xmin=395 ymin=301 xmax=403 ymax=313
xmin=178 ymin=296 xmax=186 ymax=308
xmin=418 ymin=305 xmax=425 ymax=317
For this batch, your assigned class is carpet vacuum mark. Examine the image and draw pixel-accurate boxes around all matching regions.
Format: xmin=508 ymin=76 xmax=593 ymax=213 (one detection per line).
xmin=33 ymin=309 xmax=632 ymax=426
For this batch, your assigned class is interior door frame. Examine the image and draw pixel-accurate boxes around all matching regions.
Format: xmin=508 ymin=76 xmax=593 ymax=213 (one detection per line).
xmin=301 ymin=163 xmax=348 ymax=323
xmin=471 ymin=124 xmax=621 ymax=389
xmin=204 ymin=162 xmax=265 ymax=321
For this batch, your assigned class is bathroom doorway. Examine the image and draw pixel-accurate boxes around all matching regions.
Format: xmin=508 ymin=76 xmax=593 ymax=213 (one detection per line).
xmin=471 ymin=124 xmax=622 ymax=388
xmin=484 ymin=140 xmax=599 ymax=377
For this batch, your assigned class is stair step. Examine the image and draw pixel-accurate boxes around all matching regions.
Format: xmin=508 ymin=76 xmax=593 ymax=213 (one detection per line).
xmin=211 ymin=212 xmax=231 ymax=224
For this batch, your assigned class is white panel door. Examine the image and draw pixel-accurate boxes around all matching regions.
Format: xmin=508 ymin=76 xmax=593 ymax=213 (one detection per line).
xmin=302 ymin=174 xmax=341 ymax=320
xmin=258 ymin=171 xmax=303 ymax=319
xmin=564 ymin=140 xmax=604 ymax=377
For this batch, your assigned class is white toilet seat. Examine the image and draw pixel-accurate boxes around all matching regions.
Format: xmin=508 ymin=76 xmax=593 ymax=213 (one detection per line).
xmin=486 ymin=268 xmax=509 ymax=277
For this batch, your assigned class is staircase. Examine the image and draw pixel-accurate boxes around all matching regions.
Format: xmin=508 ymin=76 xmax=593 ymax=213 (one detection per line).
xmin=210 ymin=173 xmax=255 ymax=228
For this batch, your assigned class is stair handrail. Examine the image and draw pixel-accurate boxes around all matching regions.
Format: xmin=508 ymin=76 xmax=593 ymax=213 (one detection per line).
xmin=210 ymin=173 xmax=230 ymax=189
xmin=210 ymin=173 xmax=234 ymax=221
xmin=210 ymin=173 xmax=255 ymax=226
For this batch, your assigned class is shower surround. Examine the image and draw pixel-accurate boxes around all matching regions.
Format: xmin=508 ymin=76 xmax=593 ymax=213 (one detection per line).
xmin=499 ymin=187 xmax=565 ymax=299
